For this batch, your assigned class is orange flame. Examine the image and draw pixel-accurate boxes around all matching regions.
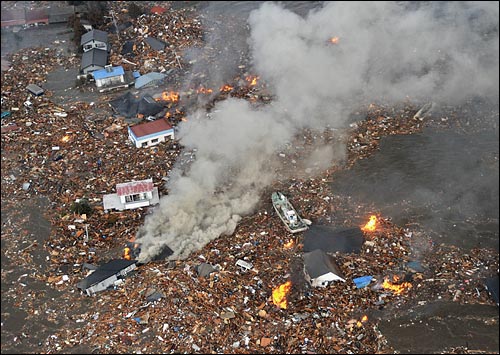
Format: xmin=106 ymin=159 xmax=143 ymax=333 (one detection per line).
xmin=220 ymin=84 xmax=234 ymax=92
xmin=284 ymin=239 xmax=294 ymax=249
xmin=361 ymin=315 xmax=368 ymax=322
xmin=245 ymin=75 xmax=259 ymax=86
xmin=61 ymin=135 xmax=71 ymax=143
xmin=196 ymin=86 xmax=213 ymax=94
xmin=156 ymin=91 xmax=179 ymax=102
xmin=382 ymin=276 xmax=412 ymax=295
xmin=123 ymin=247 xmax=131 ymax=260
xmin=272 ymin=281 xmax=292 ymax=309
xmin=362 ymin=215 xmax=377 ymax=232
xmin=330 ymin=36 xmax=339 ymax=44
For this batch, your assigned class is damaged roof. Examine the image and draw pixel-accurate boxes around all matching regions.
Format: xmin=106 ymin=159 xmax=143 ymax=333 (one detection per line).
xmin=144 ymin=36 xmax=167 ymax=51
xmin=303 ymin=249 xmax=345 ymax=280
xmin=76 ymin=259 xmax=136 ymax=291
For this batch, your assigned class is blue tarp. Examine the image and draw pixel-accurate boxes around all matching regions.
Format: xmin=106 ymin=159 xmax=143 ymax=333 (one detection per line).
xmin=353 ymin=275 xmax=373 ymax=289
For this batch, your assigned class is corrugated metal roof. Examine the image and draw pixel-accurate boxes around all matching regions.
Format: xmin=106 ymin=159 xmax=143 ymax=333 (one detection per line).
xmin=81 ymin=48 xmax=108 ymax=70
xmin=92 ymin=66 xmax=125 ymax=80
xmin=134 ymin=72 xmax=167 ymax=89
xmin=81 ymin=29 xmax=108 ymax=45
xmin=130 ymin=118 xmax=173 ymax=138
xmin=116 ymin=178 xmax=154 ymax=196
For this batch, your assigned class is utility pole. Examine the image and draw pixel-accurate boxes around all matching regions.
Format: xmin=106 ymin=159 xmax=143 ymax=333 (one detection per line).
xmin=110 ymin=10 xmax=120 ymax=41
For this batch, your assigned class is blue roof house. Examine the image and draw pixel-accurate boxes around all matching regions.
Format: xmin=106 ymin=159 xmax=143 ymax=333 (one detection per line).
xmin=92 ymin=65 xmax=125 ymax=89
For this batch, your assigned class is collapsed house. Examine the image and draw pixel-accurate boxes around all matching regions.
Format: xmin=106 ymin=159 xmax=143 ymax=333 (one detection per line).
xmin=77 ymin=259 xmax=137 ymax=296
xmin=109 ymin=92 xmax=164 ymax=118
xmin=303 ymin=249 xmax=346 ymax=287
xmin=103 ymin=178 xmax=159 ymax=211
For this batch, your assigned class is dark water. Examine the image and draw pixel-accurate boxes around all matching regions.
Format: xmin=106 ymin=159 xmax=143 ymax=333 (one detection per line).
xmin=332 ymin=127 xmax=499 ymax=251
xmin=330 ymin=116 xmax=499 ymax=352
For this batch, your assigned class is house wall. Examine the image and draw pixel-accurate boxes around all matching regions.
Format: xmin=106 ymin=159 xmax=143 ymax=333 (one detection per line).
xmin=119 ymin=191 xmax=154 ymax=209
xmin=83 ymin=40 xmax=108 ymax=52
xmin=86 ymin=274 xmax=118 ymax=295
xmin=311 ymin=273 xmax=345 ymax=287
xmin=95 ymin=75 xmax=125 ymax=88
xmin=129 ymin=131 xmax=175 ymax=149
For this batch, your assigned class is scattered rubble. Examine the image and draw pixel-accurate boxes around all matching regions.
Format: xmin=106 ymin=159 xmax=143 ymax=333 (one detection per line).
xmin=1 ymin=2 xmax=498 ymax=354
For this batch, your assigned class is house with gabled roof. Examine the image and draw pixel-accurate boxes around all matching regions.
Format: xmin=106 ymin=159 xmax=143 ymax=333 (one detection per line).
xmin=91 ymin=65 xmax=130 ymax=92
xmin=81 ymin=29 xmax=109 ymax=52
xmin=77 ymin=259 xmax=137 ymax=296
xmin=81 ymin=48 xmax=108 ymax=74
xmin=103 ymin=178 xmax=160 ymax=211
xmin=128 ymin=118 xmax=175 ymax=148
xmin=303 ymin=249 xmax=345 ymax=287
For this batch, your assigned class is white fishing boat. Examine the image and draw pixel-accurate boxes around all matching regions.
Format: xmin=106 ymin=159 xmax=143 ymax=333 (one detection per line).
xmin=271 ymin=191 xmax=309 ymax=233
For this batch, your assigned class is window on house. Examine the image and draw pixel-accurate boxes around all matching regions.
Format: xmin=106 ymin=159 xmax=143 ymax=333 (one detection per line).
xmin=125 ymin=193 xmax=147 ymax=203
xmin=142 ymin=142 xmax=148 ymax=147
xmin=151 ymin=138 xmax=159 ymax=144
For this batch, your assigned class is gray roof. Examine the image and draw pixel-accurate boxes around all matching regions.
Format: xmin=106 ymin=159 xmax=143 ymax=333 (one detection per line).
xmin=144 ymin=36 xmax=167 ymax=51
xmin=77 ymin=259 xmax=136 ymax=290
xmin=81 ymin=29 xmax=108 ymax=46
xmin=303 ymin=249 xmax=344 ymax=279
xmin=135 ymin=72 xmax=167 ymax=89
xmin=81 ymin=48 xmax=108 ymax=70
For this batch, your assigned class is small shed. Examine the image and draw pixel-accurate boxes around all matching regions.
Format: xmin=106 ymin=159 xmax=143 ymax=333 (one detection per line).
xmin=81 ymin=48 xmax=108 ymax=74
xmin=26 ymin=84 xmax=44 ymax=96
xmin=303 ymin=249 xmax=345 ymax=287
xmin=103 ymin=178 xmax=160 ymax=211
xmin=77 ymin=259 xmax=137 ymax=296
xmin=92 ymin=65 xmax=125 ymax=88
xmin=81 ymin=29 xmax=109 ymax=52
xmin=134 ymin=72 xmax=167 ymax=89
xmin=128 ymin=118 xmax=175 ymax=148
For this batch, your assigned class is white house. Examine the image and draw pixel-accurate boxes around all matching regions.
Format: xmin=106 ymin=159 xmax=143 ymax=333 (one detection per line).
xmin=81 ymin=29 xmax=108 ymax=52
xmin=77 ymin=259 xmax=136 ymax=296
xmin=103 ymin=178 xmax=160 ymax=211
xmin=128 ymin=118 xmax=175 ymax=148
xmin=303 ymin=249 xmax=345 ymax=287
xmin=92 ymin=65 xmax=126 ymax=89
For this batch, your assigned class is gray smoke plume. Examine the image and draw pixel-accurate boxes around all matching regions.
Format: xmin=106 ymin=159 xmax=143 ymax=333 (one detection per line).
xmin=135 ymin=1 xmax=499 ymax=262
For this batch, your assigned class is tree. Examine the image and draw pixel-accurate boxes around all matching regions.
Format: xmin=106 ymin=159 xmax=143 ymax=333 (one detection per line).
xmin=68 ymin=14 xmax=85 ymax=51
xmin=128 ymin=3 xmax=144 ymax=19
xmin=71 ymin=198 xmax=93 ymax=216
xmin=83 ymin=1 xmax=108 ymax=28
